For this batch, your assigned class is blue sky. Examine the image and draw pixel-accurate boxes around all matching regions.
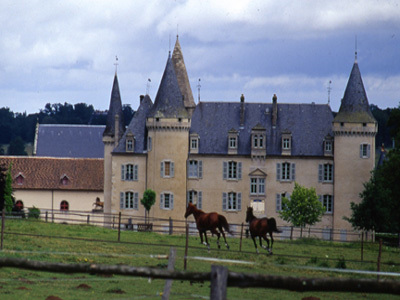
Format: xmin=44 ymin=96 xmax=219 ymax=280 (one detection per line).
xmin=0 ymin=0 xmax=399 ymax=114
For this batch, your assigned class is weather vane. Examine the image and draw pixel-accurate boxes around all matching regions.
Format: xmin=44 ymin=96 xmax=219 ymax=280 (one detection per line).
xmin=327 ymin=80 xmax=332 ymax=105
xmin=146 ymin=78 xmax=151 ymax=95
xmin=114 ymin=55 xmax=119 ymax=73
xmin=197 ymin=78 xmax=201 ymax=103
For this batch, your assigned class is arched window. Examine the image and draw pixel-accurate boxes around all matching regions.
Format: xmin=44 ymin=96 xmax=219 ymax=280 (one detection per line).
xmin=60 ymin=200 xmax=69 ymax=211
xmin=15 ymin=200 xmax=24 ymax=211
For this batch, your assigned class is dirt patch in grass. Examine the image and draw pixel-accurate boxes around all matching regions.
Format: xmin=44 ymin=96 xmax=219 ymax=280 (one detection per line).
xmin=77 ymin=283 xmax=91 ymax=290
xmin=106 ymin=288 xmax=126 ymax=294
xmin=16 ymin=286 xmax=30 ymax=290
xmin=45 ymin=296 xmax=63 ymax=300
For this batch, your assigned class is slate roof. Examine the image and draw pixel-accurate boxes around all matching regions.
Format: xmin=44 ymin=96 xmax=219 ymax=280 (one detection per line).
xmin=334 ymin=61 xmax=376 ymax=123
xmin=147 ymin=55 xmax=190 ymax=119
xmin=172 ymin=36 xmax=196 ymax=110
xmin=191 ymin=101 xmax=333 ymax=156
xmin=0 ymin=156 xmax=103 ymax=191
xmin=35 ymin=124 xmax=105 ymax=158
xmin=103 ymin=73 xmax=125 ymax=139
xmin=114 ymin=95 xmax=153 ymax=154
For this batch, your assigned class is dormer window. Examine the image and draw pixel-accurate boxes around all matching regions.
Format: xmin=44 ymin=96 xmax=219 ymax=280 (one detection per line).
xmin=60 ymin=175 xmax=69 ymax=186
xmin=324 ymin=134 xmax=334 ymax=156
xmin=228 ymin=129 xmax=238 ymax=155
xmin=281 ymin=130 xmax=292 ymax=156
xmin=126 ymin=131 xmax=134 ymax=152
xmin=190 ymin=133 xmax=199 ymax=154
xmin=15 ymin=173 xmax=25 ymax=185
xmin=251 ymin=123 xmax=266 ymax=158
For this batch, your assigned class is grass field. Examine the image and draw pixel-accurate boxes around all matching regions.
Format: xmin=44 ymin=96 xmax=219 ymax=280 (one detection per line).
xmin=0 ymin=218 xmax=399 ymax=299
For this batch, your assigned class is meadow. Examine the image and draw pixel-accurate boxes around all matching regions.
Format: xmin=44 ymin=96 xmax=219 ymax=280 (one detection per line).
xmin=0 ymin=218 xmax=399 ymax=300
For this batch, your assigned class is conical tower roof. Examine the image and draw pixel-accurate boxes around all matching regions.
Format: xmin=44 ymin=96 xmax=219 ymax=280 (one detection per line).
xmin=334 ymin=61 xmax=376 ymax=123
xmin=172 ymin=36 xmax=196 ymax=110
xmin=103 ymin=73 xmax=125 ymax=138
xmin=148 ymin=54 xmax=189 ymax=118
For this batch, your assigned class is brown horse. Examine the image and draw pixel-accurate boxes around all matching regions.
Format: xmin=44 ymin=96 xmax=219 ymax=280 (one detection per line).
xmin=184 ymin=203 xmax=230 ymax=251
xmin=246 ymin=206 xmax=281 ymax=254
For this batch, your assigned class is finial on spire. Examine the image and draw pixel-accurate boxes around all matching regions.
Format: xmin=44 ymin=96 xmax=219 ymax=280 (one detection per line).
xmin=355 ymin=35 xmax=358 ymax=62
xmin=114 ymin=55 xmax=119 ymax=73
xmin=177 ymin=24 xmax=179 ymax=39
xmin=327 ymin=80 xmax=332 ymax=105
xmin=197 ymin=78 xmax=201 ymax=103
xmin=146 ymin=78 xmax=151 ymax=95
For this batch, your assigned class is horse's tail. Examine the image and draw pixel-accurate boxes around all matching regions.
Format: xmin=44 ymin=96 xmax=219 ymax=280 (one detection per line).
xmin=218 ymin=215 xmax=230 ymax=233
xmin=268 ymin=218 xmax=281 ymax=233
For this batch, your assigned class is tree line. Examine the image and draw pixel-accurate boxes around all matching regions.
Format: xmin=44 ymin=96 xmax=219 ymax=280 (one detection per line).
xmin=0 ymin=102 xmax=134 ymax=155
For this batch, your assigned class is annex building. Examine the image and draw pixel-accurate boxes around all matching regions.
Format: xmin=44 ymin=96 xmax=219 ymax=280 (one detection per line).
xmin=103 ymin=37 xmax=377 ymax=240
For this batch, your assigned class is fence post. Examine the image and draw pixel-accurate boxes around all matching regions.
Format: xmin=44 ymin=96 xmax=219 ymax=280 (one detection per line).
xmin=210 ymin=265 xmax=228 ymax=300
xmin=87 ymin=215 xmax=90 ymax=225
xmin=290 ymin=226 xmax=293 ymax=240
xmin=45 ymin=211 xmax=48 ymax=223
xmin=169 ymin=217 xmax=173 ymax=235
xmin=184 ymin=223 xmax=189 ymax=270
xmin=162 ymin=247 xmax=177 ymax=300
xmin=1 ymin=208 xmax=5 ymax=250
xmin=361 ymin=230 xmax=364 ymax=261
xmin=118 ymin=212 xmax=121 ymax=242
xmin=239 ymin=223 xmax=244 ymax=252
xmin=377 ymin=238 xmax=382 ymax=281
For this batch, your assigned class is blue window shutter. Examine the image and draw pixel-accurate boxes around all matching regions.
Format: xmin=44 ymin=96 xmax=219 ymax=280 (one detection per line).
xmin=160 ymin=162 xmax=164 ymax=177
xmin=222 ymin=192 xmax=227 ymax=211
xmin=238 ymin=162 xmax=242 ymax=180
xmin=318 ymin=164 xmax=323 ymax=182
xmin=171 ymin=162 xmax=175 ymax=177
xmin=276 ymin=193 xmax=281 ymax=212
xmin=170 ymin=194 xmax=174 ymax=209
xmin=223 ymin=162 xmax=227 ymax=180
xmin=121 ymin=165 xmax=125 ymax=181
xmin=198 ymin=191 xmax=202 ymax=209
xmin=134 ymin=165 xmax=138 ymax=181
xmin=160 ymin=194 xmax=164 ymax=209
xmin=134 ymin=192 xmax=138 ymax=210
xmin=237 ymin=193 xmax=242 ymax=211
xmin=291 ymin=163 xmax=296 ymax=181
xmin=120 ymin=192 xmax=124 ymax=209
xmin=331 ymin=164 xmax=334 ymax=180
xmin=199 ymin=160 xmax=203 ymax=178
xmin=276 ymin=163 xmax=281 ymax=181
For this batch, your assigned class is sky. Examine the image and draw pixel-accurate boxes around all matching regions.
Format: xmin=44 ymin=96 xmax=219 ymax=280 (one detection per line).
xmin=0 ymin=0 xmax=399 ymax=115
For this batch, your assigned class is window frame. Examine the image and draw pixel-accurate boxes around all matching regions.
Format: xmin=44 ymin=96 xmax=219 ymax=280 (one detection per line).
xmin=121 ymin=164 xmax=138 ymax=181
xmin=276 ymin=162 xmax=296 ymax=182
xmin=161 ymin=160 xmax=175 ymax=178
xmin=160 ymin=192 xmax=174 ymax=210
xmin=120 ymin=191 xmax=139 ymax=210
xmin=320 ymin=194 xmax=333 ymax=214
xmin=222 ymin=192 xmax=242 ymax=212
xmin=188 ymin=160 xmax=203 ymax=179
xmin=60 ymin=200 xmax=69 ymax=211
xmin=318 ymin=163 xmax=334 ymax=183
xmin=250 ymin=177 xmax=265 ymax=195
xmin=223 ymin=161 xmax=242 ymax=180
xmin=360 ymin=143 xmax=371 ymax=158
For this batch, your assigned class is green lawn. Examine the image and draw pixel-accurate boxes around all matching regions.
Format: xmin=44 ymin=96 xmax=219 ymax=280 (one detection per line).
xmin=0 ymin=218 xmax=399 ymax=299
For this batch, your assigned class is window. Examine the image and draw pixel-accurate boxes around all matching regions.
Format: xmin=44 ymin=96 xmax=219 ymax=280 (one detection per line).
xmin=360 ymin=143 xmax=371 ymax=158
xmin=318 ymin=164 xmax=333 ymax=182
xmin=15 ymin=200 xmax=24 ymax=211
xmin=60 ymin=175 xmax=69 ymax=186
xmin=160 ymin=192 xmax=174 ymax=210
xmin=60 ymin=200 xmax=69 ymax=211
xmin=161 ymin=161 xmax=175 ymax=178
xmin=187 ymin=190 xmax=202 ymax=209
xmin=126 ymin=138 xmax=134 ymax=152
xmin=276 ymin=193 xmax=289 ymax=212
xmin=222 ymin=192 xmax=242 ymax=211
xmin=188 ymin=160 xmax=203 ymax=178
xmin=191 ymin=138 xmax=198 ymax=150
xmin=320 ymin=195 xmax=333 ymax=214
xmin=16 ymin=174 xmax=24 ymax=185
xmin=121 ymin=164 xmax=138 ymax=181
xmin=276 ymin=162 xmax=295 ymax=181
xmin=252 ymin=134 xmax=264 ymax=149
xmin=325 ymin=141 xmax=333 ymax=152
xmin=223 ymin=161 xmax=242 ymax=180
xmin=250 ymin=178 xmax=265 ymax=195
xmin=147 ymin=136 xmax=152 ymax=151
xmin=282 ymin=138 xmax=291 ymax=150
xmin=229 ymin=137 xmax=237 ymax=149
xmin=120 ymin=191 xmax=139 ymax=209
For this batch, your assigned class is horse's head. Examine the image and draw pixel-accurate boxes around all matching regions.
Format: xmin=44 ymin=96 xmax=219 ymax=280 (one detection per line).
xmin=184 ymin=202 xmax=195 ymax=218
xmin=245 ymin=206 xmax=253 ymax=223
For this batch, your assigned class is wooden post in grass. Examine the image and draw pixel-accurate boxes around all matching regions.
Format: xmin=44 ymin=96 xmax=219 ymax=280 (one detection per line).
xmin=118 ymin=212 xmax=121 ymax=242
xmin=87 ymin=215 xmax=90 ymax=225
xmin=184 ymin=223 xmax=189 ymax=270
xmin=239 ymin=223 xmax=244 ymax=252
xmin=377 ymin=238 xmax=382 ymax=280
xmin=0 ymin=208 xmax=5 ymax=250
xmin=210 ymin=265 xmax=228 ymax=300
xmin=162 ymin=247 xmax=176 ymax=300
xmin=361 ymin=230 xmax=364 ymax=261
xmin=169 ymin=217 xmax=173 ymax=235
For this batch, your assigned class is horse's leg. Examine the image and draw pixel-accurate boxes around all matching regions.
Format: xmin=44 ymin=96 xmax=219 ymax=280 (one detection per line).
xmin=269 ymin=231 xmax=274 ymax=255
xmin=211 ymin=229 xmax=221 ymax=249
xmin=251 ymin=235 xmax=259 ymax=254
xmin=203 ymin=231 xmax=210 ymax=251
xmin=198 ymin=230 xmax=205 ymax=245
xmin=218 ymin=226 xmax=230 ymax=250
xmin=262 ymin=234 xmax=272 ymax=254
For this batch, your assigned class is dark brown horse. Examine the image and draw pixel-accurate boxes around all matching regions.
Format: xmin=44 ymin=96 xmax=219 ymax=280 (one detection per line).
xmin=246 ymin=206 xmax=281 ymax=254
xmin=184 ymin=203 xmax=230 ymax=251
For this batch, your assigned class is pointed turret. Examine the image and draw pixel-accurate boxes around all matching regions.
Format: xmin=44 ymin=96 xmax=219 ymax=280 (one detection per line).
xmin=103 ymin=73 xmax=125 ymax=140
xmin=171 ymin=36 xmax=196 ymax=115
xmin=333 ymin=61 xmax=376 ymax=123
xmin=148 ymin=54 xmax=189 ymax=119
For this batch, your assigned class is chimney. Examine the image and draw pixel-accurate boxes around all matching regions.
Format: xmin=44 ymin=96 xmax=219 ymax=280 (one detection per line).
xmin=240 ymin=94 xmax=245 ymax=128
xmin=140 ymin=95 xmax=145 ymax=102
xmin=272 ymin=94 xmax=277 ymax=127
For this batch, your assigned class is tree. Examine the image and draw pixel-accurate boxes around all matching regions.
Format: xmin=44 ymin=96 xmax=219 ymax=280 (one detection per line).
xmin=279 ymin=182 xmax=325 ymax=237
xmin=140 ymin=189 xmax=156 ymax=224
xmin=4 ymin=164 xmax=13 ymax=213
xmin=0 ymin=163 xmax=7 ymax=212
xmin=8 ymin=136 xmax=27 ymax=156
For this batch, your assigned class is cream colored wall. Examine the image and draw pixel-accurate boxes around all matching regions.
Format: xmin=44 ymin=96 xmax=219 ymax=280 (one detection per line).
xmin=333 ymin=122 xmax=376 ymax=230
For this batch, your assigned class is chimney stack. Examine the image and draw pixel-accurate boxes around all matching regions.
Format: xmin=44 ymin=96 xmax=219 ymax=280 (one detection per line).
xmin=140 ymin=95 xmax=144 ymax=102
xmin=272 ymin=94 xmax=277 ymax=127
xmin=240 ymin=94 xmax=245 ymax=128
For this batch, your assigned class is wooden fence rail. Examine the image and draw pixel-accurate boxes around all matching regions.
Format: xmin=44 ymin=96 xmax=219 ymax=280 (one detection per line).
xmin=0 ymin=257 xmax=399 ymax=296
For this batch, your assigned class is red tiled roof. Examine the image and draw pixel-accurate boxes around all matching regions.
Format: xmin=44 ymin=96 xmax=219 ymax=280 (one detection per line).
xmin=0 ymin=157 xmax=104 ymax=191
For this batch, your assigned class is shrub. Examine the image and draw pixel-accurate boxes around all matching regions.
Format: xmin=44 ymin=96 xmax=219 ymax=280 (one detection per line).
xmin=28 ymin=206 xmax=40 ymax=219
